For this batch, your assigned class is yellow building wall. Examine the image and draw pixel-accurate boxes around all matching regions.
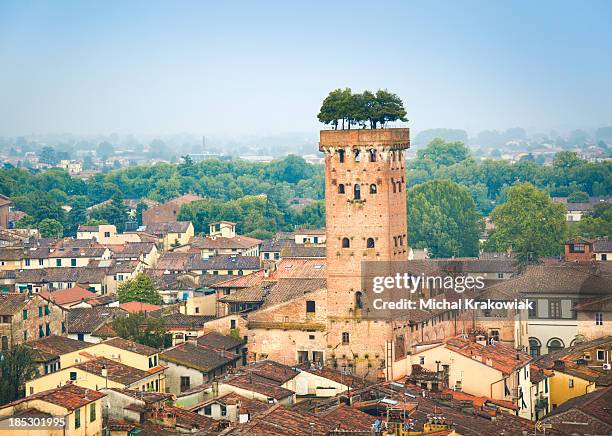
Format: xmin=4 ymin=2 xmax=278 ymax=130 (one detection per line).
xmin=86 ymin=343 xmax=157 ymax=371
xmin=0 ymin=398 xmax=103 ymax=436
xmin=549 ymin=371 xmax=596 ymax=408
xmin=26 ymin=368 xmax=124 ymax=395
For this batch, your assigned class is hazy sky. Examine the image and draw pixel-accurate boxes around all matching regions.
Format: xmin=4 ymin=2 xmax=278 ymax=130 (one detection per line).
xmin=1 ymin=0 xmax=611 ymax=136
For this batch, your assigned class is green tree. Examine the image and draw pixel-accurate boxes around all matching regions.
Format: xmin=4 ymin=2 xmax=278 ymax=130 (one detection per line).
xmin=117 ymin=273 xmax=162 ymax=305
xmin=113 ymin=312 xmax=169 ymax=349
xmin=407 ymin=180 xmax=482 ymax=258
xmin=567 ymin=191 xmax=589 ymax=203
xmin=136 ymin=201 xmax=148 ymax=226
xmin=486 ymin=183 xmax=566 ymax=263
xmin=15 ymin=215 xmax=36 ymax=229
xmin=91 ymin=193 xmax=128 ymax=231
xmin=38 ymin=218 xmax=64 ymax=238
xmin=0 ymin=345 xmax=39 ymax=404
xmin=553 ymin=151 xmax=584 ymax=170
xmin=318 ymin=88 xmax=350 ymax=129
xmin=416 ymin=138 xmax=471 ymax=167
xmin=370 ymin=89 xmax=408 ymax=128
xmin=66 ymin=198 xmax=88 ymax=236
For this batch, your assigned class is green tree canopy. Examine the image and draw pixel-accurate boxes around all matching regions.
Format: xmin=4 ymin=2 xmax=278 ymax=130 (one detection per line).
xmin=485 ymin=183 xmax=566 ymax=263
xmin=117 ymin=273 xmax=162 ymax=305
xmin=407 ymin=180 xmax=482 ymax=258
xmin=0 ymin=345 xmax=39 ymax=404
xmin=113 ymin=312 xmax=169 ymax=349
xmin=318 ymin=88 xmax=407 ymax=129
xmin=38 ymin=218 xmax=64 ymax=238
xmin=567 ymin=191 xmax=590 ymax=203
xmin=416 ymin=138 xmax=471 ymax=167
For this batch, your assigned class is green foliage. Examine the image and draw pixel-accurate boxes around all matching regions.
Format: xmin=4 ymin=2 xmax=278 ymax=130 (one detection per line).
xmin=15 ymin=214 xmax=36 ymax=229
xmin=485 ymin=183 xmax=566 ymax=262
xmin=0 ymin=345 xmax=39 ymax=404
xmin=292 ymin=200 xmax=325 ymax=229
xmin=568 ymin=204 xmax=612 ymax=238
xmin=117 ymin=273 xmax=162 ymax=305
xmin=318 ymin=88 xmax=407 ymax=129
xmin=407 ymin=180 xmax=482 ymax=258
xmin=113 ymin=312 xmax=169 ymax=349
xmin=90 ymin=193 xmax=129 ymax=232
xmin=567 ymin=191 xmax=589 ymax=203
xmin=38 ymin=218 xmax=64 ymax=238
xmin=553 ymin=151 xmax=585 ymax=170
xmin=84 ymin=219 xmax=109 ymax=226
xmin=416 ymin=138 xmax=470 ymax=167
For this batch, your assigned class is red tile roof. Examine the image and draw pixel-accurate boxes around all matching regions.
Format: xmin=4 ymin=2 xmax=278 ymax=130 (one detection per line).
xmin=39 ymin=286 xmax=97 ymax=306
xmin=0 ymin=383 xmax=105 ymax=411
xmin=119 ymin=301 xmax=162 ymax=313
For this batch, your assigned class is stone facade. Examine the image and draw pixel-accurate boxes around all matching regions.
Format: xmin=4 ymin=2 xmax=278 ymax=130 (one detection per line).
xmin=320 ymin=128 xmax=411 ymax=377
xmin=0 ymin=294 xmax=66 ymax=349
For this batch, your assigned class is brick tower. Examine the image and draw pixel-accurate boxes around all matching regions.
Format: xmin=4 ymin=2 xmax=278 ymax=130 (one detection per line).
xmin=319 ymin=128 xmax=410 ymax=377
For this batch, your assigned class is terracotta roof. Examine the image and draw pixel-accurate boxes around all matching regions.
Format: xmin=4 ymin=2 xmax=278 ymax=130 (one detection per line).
xmin=91 ymin=321 xmax=117 ymax=339
xmin=102 ymin=337 xmax=159 ymax=356
xmin=187 ymin=392 xmax=271 ymax=417
xmin=211 ymin=269 xmax=265 ymax=289
xmin=574 ymin=295 xmax=612 ymax=312
xmin=533 ymin=336 xmax=612 ymax=386
xmin=74 ymin=357 xmax=151 ymax=385
xmin=27 ymin=335 xmax=92 ymax=356
xmin=295 ymin=228 xmax=326 ymax=235
xmin=196 ymin=331 xmax=244 ymax=351
xmin=227 ymin=404 xmax=365 ymax=435
xmin=483 ymin=264 xmax=612 ymax=297
xmin=160 ymin=342 xmax=239 ymax=372
xmin=39 ymin=286 xmax=97 ymax=306
xmin=186 ymin=234 xmax=262 ymax=250
xmin=441 ymin=336 xmax=531 ymax=375
xmin=145 ymin=221 xmax=192 ymax=235
xmin=119 ymin=301 xmax=162 ymax=314
xmin=0 ymin=293 xmax=29 ymax=315
xmin=165 ymin=404 xmax=217 ymax=431
xmin=106 ymin=242 xmax=156 ymax=258
xmin=0 ymin=194 xmax=12 ymax=207
xmin=271 ymin=258 xmax=326 ymax=279
xmin=593 ymin=238 xmax=612 ymax=252
xmin=263 ymin=278 xmax=326 ymax=307
xmin=318 ymin=403 xmax=377 ymax=431
xmin=167 ymin=193 xmax=203 ymax=204
xmin=542 ymin=386 xmax=612 ymax=434
xmin=67 ymin=307 xmax=127 ymax=333
xmin=280 ymin=245 xmax=326 ymax=258
xmin=48 ymin=246 xmax=107 ymax=258
xmin=0 ymin=383 xmax=105 ymax=411
xmin=219 ymin=283 xmax=269 ymax=303
xmin=260 ymin=238 xmax=297 ymax=252
xmin=296 ymin=365 xmax=369 ymax=390
xmin=225 ymin=375 xmax=294 ymax=400
xmin=193 ymin=255 xmax=261 ymax=271
xmin=242 ymin=360 xmax=299 ymax=385
xmin=16 ymin=267 xmax=108 ymax=284
xmin=104 ymin=388 xmax=173 ymax=404
xmin=161 ymin=313 xmax=215 ymax=329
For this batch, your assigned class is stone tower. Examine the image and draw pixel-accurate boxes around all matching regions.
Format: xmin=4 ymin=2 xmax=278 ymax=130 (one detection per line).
xmin=319 ymin=128 xmax=410 ymax=377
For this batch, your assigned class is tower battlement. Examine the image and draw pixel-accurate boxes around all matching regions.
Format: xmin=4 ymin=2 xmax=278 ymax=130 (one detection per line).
xmin=319 ymin=128 xmax=410 ymax=151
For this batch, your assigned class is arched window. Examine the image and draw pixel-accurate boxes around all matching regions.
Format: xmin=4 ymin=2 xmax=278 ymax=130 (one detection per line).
xmin=342 ymin=238 xmax=350 ymax=248
xmin=393 ymin=236 xmax=398 ymax=247
xmin=238 ymin=270 xmax=244 ymax=276
xmin=547 ymin=338 xmax=564 ymax=353
xmin=391 ymin=178 xmax=396 ymax=193
xmin=370 ymin=184 xmax=377 ymax=194
xmin=398 ymin=179 xmax=402 ymax=192
xmin=338 ymin=149 xmax=345 ymax=163
xmin=398 ymin=236 xmax=403 ymax=246
xmin=367 ymin=238 xmax=375 ymax=248
xmin=338 ymin=184 xmax=345 ymax=194
xmin=354 ymin=149 xmax=361 ymax=162
xmin=354 ymin=184 xmax=361 ymax=200
xmin=369 ymin=148 xmax=376 ymax=162
xmin=529 ymin=337 xmax=541 ymax=358
xmin=355 ymin=291 xmax=363 ymax=309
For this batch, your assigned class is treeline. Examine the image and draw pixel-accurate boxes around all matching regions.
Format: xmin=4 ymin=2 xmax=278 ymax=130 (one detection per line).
xmin=0 ymin=155 xmax=325 ymax=238
xmin=0 ymin=140 xmax=609 ymax=250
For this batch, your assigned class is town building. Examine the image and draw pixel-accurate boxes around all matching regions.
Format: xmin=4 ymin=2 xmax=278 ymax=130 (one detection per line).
xmin=141 ymin=221 xmax=195 ymax=250
xmin=0 ymin=194 xmax=11 ymax=229
xmin=0 ymin=383 xmax=105 ymax=436
xmin=0 ymin=293 xmax=66 ymax=349
xmin=142 ymin=193 xmax=203 ymax=226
